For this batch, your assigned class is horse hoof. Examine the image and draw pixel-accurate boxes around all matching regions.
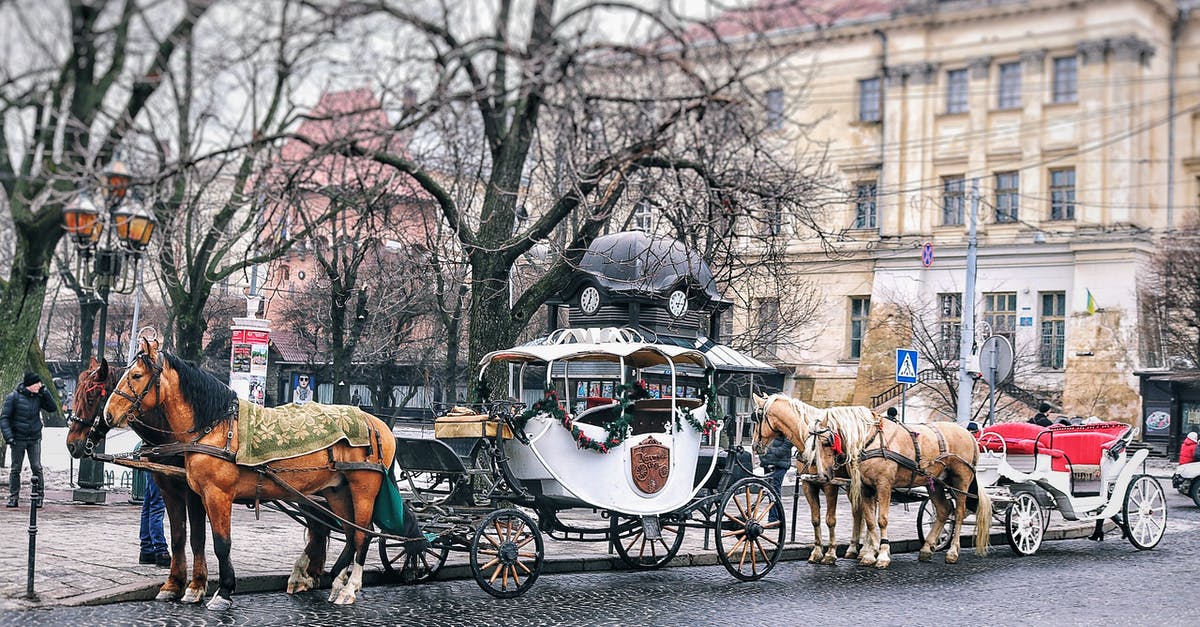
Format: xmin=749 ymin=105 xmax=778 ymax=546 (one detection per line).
xmin=332 ymin=588 xmax=357 ymax=605
xmin=206 ymin=595 xmax=233 ymax=611
xmin=918 ymin=550 xmax=933 ymax=562
xmin=287 ymin=575 xmax=315 ymax=594
xmin=875 ymin=559 xmax=891 ymax=569
xmin=155 ymin=589 xmax=179 ymax=602
xmin=945 ymin=553 xmax=959 ymax=565
xmin=820 ymin=554 xmax=838 ymax=565
xmin=181 ymin=587 xmax=205 ymax=604
xmin=844 ymin=548 xmax=859 ymax=559
xmin=858 ymin=557 xmax=876 ymax=567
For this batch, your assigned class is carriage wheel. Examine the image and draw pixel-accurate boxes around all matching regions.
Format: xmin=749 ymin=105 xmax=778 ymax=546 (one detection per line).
xmin=470 ymin=509 xmax=544 ymax=598
xmin=1004 ymin=492 xmax=1045 ymax=556
xmin=916 ymin=497 xmax=956 ymax=553
xmin=610 ymin=513 xmax=685 ymax=570
xmin=1122 ymin=475 xmax=1167 ymax=550
xmin=715 ymin=477 xmax=784 ymax=582
xmin=1190 ymin=477 xmax=1200 ymax=509
xmin=379 ymin=536 xmax=449 ymax=583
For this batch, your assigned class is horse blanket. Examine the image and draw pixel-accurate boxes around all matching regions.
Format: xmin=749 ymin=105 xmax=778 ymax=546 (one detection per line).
xmin=235 ymin=399 xmax=374 ymax=466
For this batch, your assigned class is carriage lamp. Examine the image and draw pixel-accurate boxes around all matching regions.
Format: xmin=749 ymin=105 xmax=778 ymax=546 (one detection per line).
xmin=100 ymin=157 xmax=131 ymax=201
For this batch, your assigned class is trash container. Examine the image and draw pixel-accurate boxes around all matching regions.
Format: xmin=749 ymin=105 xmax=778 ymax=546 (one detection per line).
xmin=130 ymin=442 xmax=145 ymax=504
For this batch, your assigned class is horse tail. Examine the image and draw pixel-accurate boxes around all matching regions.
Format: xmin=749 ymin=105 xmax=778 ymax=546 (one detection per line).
xmin=972 ymin=476 xmax=992 ymax=556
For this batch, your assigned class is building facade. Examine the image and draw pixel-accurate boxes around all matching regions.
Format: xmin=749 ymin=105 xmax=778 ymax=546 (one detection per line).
xmin=721 ymin=0 xmax=1200 ymax=424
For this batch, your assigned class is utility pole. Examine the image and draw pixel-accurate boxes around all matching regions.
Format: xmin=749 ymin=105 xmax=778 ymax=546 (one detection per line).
xmin=955 ymin=179 xmax=979 ymax=425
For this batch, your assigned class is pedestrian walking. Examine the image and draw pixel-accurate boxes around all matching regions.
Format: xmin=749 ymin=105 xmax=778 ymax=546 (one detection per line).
xmin=760 ymin=434 xmax=793 ymax=523
xmin=138 ymin=469 xmax=170 ymax=567
xmin=1 ymin=372 xmax=58 ymax=508
xmin=1180 ymin=432 xmax=1199 ymax=465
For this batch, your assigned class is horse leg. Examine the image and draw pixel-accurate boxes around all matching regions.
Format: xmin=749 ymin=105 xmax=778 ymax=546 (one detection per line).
xmin=873 ymin=480 xmax=894 ymax=569
xmin=803 ymin=482 xmax=824 ymax=563
xmin=333 ymin=472 xmax=383 ymax=605
xmin=946 ymin=477 xmax=972 ymax=564
xmin=845 ymin=488 xmax=863 ymax=560
xmin=856 ymin=486 xmax=879 ymax=567
xmin=288 ymin=519 xmax=330 ymax=593
xmin=201 ymin=489 xmax=236 ymax=611
xmin=820 ymin=483 xmax=838 ymax=564
xmin=156 ymin=478 xmax=186 ymax=602
xmin=322 ymin=487 xmax=357 ymax=602
xmin=920 ymin=487 xmax=952 ymax=562
xmin=182 ymin=488 xmax=209 ymax=604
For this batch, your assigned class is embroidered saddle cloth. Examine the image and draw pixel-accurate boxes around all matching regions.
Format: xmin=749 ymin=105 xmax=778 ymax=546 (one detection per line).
xmin=235 ymin=399 xmax=374 ymax=466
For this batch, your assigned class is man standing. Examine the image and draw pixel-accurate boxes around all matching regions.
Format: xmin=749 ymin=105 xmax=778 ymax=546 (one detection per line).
xmin=139 ymin=470 xmax=170 ymax=566
xmin=760 ymin=435 xmax=794 ymax=523
xmin=1 ymin=372 xmax=58 ymax=508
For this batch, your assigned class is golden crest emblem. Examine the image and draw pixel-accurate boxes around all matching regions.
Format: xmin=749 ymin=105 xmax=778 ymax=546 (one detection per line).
xmin=631 ymin=435 xmax=670 ymax=494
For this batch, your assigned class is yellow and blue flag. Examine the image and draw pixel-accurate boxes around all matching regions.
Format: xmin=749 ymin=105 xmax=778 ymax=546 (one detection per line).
xmin=1086 ymin=289 xmax=1098 ymax=315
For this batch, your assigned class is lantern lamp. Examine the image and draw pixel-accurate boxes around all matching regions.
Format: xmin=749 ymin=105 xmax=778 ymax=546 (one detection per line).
xmin=63 ymin=194 xmax=103 ymax=246
xmin=101 ymin=158 xmax=132 ymax=201
xmin=113 ymin=198 xmax=156 ymax=250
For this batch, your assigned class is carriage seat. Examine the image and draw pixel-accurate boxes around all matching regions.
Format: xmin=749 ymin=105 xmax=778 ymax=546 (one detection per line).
xmin=1043 ymin=430 xmax=1122 ymax=473
xmin=977 ymin=421 xmax=1051 ymax=455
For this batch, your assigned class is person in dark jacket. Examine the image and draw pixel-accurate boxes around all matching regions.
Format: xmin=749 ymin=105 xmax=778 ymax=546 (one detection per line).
xmin=1 ymin=372 xmax=58 ymax=508
xmin=1029 ymin=402 xmax=1053 ymax=428
xmin=760 ymin=435 xmax=794 ymax=523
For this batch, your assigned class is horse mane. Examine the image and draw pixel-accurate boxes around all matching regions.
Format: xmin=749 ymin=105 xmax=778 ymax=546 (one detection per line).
xmin=163 ymin=352 xmax=237 ymax=433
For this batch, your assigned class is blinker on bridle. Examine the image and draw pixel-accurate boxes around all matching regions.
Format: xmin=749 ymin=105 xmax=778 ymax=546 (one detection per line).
xmin=109 ymin=351 xmax=165 ymax=430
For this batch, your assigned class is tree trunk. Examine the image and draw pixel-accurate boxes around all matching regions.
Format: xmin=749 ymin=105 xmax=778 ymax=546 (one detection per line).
xmin=0 ymin=218 xmax=61 ymax=393
xmin=466 ymin=258 xmax=518 ymax=401
xmin=173 ymin=310 xmax=209 ymax=365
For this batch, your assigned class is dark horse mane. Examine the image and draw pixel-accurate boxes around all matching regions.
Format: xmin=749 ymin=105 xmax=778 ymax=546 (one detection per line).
xmin=162 ymin=352 xmax=238 ymax=434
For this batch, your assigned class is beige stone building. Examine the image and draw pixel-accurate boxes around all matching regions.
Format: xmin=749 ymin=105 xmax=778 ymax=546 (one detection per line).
xmin=716 ymin=0 xmax=1200 ymax=425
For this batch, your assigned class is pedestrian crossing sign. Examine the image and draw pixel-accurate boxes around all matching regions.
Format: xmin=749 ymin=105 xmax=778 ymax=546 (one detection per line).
xmin=896 ymin=349 xmax=918 ymax=384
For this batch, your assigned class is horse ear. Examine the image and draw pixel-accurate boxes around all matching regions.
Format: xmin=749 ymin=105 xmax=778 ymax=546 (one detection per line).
xmin=752 ymin=393 xmax=766 ymax=408
xmin=97 ymin=358 xmax=109 ymax=379
xmin=87 ymin=356 xmax=100 ymax=370
xmin=146 ymin=338 xmax=161 ymax=356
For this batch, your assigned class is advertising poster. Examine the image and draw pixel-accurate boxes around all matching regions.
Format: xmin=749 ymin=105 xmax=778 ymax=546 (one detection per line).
xmin=291 ymin=373 xmax=314 ymax=405
xmin=230 ymin=324 xmax=269 ymax=406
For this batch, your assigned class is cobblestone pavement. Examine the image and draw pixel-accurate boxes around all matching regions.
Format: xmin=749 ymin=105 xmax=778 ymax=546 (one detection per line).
xmin=1 ymin=430 xmax=1188 ymax=616
xmin=9 ymin=490 xmax=1198 ymax=627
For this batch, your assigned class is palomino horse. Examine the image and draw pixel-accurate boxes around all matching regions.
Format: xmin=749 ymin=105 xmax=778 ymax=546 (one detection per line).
xmin=823 ymin=405 xmax=991 ymax=568
xmin=66 ymin=359 xmax=338 ymax=601
xmin=751 ymin=393 xmax=865 ymax=565
xmin=103 ymin=339 xmax=397 ymax=609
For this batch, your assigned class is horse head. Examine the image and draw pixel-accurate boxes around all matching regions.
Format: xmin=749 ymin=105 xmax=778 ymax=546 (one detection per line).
xmin=67 ymin=357 xmax=119 ymax=458
xmin=104 ymin=338 xmax=168 ymax=429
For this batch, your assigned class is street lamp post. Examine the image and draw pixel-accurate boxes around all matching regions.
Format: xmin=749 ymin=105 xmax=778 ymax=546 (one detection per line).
xmin=62 ymin=157 xmax=156 ymax=504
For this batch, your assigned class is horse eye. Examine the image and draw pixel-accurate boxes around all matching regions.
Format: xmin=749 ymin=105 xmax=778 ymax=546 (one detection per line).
xmin=131 ymin=373 xmax=143 ymax=380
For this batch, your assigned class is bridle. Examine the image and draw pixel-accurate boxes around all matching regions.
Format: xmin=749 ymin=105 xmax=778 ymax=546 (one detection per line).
xmin=754 ymin=395 xmax=844 ymax=481
xmin=108 ymin=351 xmax=165 ymax=431
xmin=69 ymin=368 xmax=115 ymax=455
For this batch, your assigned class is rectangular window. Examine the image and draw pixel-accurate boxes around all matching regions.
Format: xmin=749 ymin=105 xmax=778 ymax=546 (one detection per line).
xmin=858 ymin=77 xmax=881 ymax=123
xmin=766 ymin=88 xmax=784 ymax=130
xmin=1049 ymin=168 xmax=1076 ymax=220
xmin=939 ymin=293 xmax=963 ymax=356
xmin=998 ymin=62 xmax=1022 ymax=109
xmin=995 ymin=172 xmax=1019 ymax=222
xmin=757 ymin=298 xmax=780 ymax=360
xmin=760 ymin=200 xmax=782 ymax=236
xmin=1052 ymin=56 xmax=1077 ymax=104
xmin=1039 ymin=291 xmax=1066 ymax=369
xmin=854 ymin=182 xmax=877 ymax=229
xmin=946 ymin=68 xmax=968 ymax=114
xmin=983 ymin=292 xmax=1018 ymax=347
xmin=633 ymin=199 xmax=653 ymax=232
xmin=849 ymin=297 xmax=870 ymax=359
xmin=942 ymin=175 xmax=965 ymax=225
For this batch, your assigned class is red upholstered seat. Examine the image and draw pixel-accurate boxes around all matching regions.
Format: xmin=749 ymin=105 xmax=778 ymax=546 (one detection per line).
xmin=978 ymin=422 xmax=1051 ymax=455
xmin=1045 ymin=432 xmax=1120 ymax=468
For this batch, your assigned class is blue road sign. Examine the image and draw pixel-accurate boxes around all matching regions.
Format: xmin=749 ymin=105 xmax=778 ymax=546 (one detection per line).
xmin=921 ymin=242 xmax=934 ymax=268
xmin=896 ymin=349 xmax=918 ymax=384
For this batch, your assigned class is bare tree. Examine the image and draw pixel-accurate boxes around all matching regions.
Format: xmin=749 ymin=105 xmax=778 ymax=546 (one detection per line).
xmin=1141 ymin=220 xmax=1200 ymax=370
xmin=0 ymin=0 xmax=210 ymax=390
xmin=305 ymin=0 xmax=840 ymax=396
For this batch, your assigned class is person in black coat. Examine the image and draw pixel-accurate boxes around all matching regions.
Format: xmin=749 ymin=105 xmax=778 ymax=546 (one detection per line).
xmin=760 ymin=435 xmax=794 ymax=523
xmin=1028 ymin=401 xmax=1053 ymax=428
xmin=1 ymin=372 xmax=58 ymax=508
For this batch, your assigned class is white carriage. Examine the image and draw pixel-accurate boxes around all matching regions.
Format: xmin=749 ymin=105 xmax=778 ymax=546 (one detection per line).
xmin=919 ymin=420 xmax=1167 ymax=555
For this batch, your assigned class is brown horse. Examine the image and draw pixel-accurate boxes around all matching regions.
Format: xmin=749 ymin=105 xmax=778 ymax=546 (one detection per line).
xmin=103 ymin=339 xmax=397 ymax=609
xmin=66 ymin=358 xmax=338 ymax=602
xmin=751 ymin=393 xmax=865 ymax=565
xmin=825 ymin=404 xmax=991 ymax=568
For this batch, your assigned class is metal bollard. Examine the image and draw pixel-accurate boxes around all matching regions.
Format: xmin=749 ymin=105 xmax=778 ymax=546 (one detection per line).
xmin=26 ymin=475 xmax=39 ymax=598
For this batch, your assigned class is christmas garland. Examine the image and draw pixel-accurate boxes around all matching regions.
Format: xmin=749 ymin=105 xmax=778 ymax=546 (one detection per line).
xmin=674 ymin=366 xmax=723 ymax=437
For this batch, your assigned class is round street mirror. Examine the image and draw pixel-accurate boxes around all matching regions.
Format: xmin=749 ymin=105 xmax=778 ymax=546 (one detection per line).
xmin=979 ymin=335 xmax=1014 ymax=387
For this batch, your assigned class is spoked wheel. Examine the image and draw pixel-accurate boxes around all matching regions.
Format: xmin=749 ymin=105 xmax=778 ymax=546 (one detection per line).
xmin=715 ymin=477 xmax=785 ymax=581
xmin=1122 ymin=475 xmax=1167 ymax=550
xmin=1005 ymin=491 xmax=1045 ymax=556
xmin=916 ymin=497 xmax=956 ymax=553
xmin=610 ymin=513 xmax=686 ymax=570
xmin=1191 ymin=478 xmax=1200 ymax=509
xmin=470 ymin=509 xmax=544 ymax=598
xmin=379 ymin=536 xmax=449 ymax=583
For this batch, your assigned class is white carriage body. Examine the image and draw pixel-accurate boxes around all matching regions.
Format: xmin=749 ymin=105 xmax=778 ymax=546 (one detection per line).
xmin=479 ymin=328 xmax=722 ymax=516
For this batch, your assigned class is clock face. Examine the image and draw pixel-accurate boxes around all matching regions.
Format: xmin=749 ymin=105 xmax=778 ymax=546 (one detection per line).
xmin=668 ymin=290 xmax=688 ymax=318
xmin=579 ymin=286 xmax=601 ymax=315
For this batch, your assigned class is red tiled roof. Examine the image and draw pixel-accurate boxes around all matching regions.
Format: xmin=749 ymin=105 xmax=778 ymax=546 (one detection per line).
xmin=270 ymin=329 xmax=324 ymax=364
